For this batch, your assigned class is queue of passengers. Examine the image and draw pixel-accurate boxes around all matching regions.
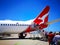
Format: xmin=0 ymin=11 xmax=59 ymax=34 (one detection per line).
xmin=45 ymin=31 xmax=60 ymax=45
xmin=41 ymin=30 xmax=60 ymax=45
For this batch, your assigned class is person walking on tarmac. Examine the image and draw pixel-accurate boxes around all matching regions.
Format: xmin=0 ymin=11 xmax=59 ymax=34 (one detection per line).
xmin=48 ymin=31 xmax=55 ymax=45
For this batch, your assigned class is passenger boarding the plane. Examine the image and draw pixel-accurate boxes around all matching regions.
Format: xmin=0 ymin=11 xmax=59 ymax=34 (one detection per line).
xmin=48 ymin=31 xmax=55 ymax=45
xmin=53 ymin=32 xmax=60 ymax=45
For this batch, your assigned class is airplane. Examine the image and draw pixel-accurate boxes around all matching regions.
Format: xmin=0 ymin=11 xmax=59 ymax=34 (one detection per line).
xmin=0 ymin=6 xmax=60 ymax=39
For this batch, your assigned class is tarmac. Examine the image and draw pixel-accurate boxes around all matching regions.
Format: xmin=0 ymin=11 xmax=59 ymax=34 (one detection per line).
xmin=0 ymin=39 xmax=49 ymax=45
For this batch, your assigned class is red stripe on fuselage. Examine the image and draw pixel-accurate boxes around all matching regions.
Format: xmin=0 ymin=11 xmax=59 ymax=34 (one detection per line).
xmin=24 ymin=26 xmax=35 ymax=33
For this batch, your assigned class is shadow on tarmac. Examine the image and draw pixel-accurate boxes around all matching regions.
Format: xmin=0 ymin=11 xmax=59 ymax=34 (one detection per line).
xmin=0 ymin=37 xmax=48 ymax=42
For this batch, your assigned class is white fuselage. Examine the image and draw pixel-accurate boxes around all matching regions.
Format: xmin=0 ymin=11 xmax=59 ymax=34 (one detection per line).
xmin=0 ymin=20 xmax=33 ymax=34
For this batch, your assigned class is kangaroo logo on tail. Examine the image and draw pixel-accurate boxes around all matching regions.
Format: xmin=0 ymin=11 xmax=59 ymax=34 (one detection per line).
xmin=33 ymin=6 xmax=50 ymax=25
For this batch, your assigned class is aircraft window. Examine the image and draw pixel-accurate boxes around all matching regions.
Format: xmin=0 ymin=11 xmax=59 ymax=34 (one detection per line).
xmin=3 ymin=24 xmax=5 ymax=26
xmin=8 ymin=24 xmax=15 ymax=26
xmin=17 ymin=24 xmax=19 ymax=26
xmin=8 ymin=24 xmax=9 ymax=26
xmin=8 ymin=24 xmax=19 ymax=26
xmin=0 ymin=24 xmax=29 ymax=26
xmin=24 ymin=24 xmax=29 ymax=26
xmin=9 ymin=24 xmax=11 ymax=26
xmin=15 ymin=24 xmax=17 ymax=26
xmin=21 ymin=24 xmax=23 ymax=26
xmin=0 ymin=24 xmax=7 ymax=26
xmin=19 ymin=24 xmax=29 ymax=26
xmin=11 ymin=24 xmax=13 ymax=26
xmin=12 ymin=24 xmax=13 ymax=26
xmin=18 ymin=24 xmax=21 ymax=26
xmin=13 ymin=24 xmax=15 ymax=26
xmin=24 ymin=24 xmax=25 ymax=26
xmin=24 ymin=24 xmax=26 ymax=26
xmin=23 ymin=24 xmax=25 ymax=26
xmin=19 ymin=24 xmax=20 ymax=26
xmin=22 ymin=24 xmax=24 ymax=26
xmin=5 ymin=24 xmax=7 ymax=26
xmin=1 ymin=24 xmax=3 ymax=26
xmin=18 ymin=24 xmax=19 ymax=26
xmin=26 ymin=24 xmax=28 ymax=26
xmin=20 ymin=24 xmax=22 ymax=26
xmin=10 ymin=24 xmax=14 ymax=26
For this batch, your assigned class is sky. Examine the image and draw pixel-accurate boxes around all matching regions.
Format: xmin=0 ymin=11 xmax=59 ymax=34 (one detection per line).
xmin=0 ymin=0 xmax=60 ymax=32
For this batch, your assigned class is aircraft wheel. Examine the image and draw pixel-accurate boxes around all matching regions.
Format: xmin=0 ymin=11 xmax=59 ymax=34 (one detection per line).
xmin=18 ymin=33 xmax=27 ymax=39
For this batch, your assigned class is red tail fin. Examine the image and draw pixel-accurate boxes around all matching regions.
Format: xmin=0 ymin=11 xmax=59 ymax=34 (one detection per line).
xmin=33 ymin=6 xmax=50 ymax=25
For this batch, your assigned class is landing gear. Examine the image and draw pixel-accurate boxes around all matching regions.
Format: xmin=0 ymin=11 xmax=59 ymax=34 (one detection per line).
xmin=18 ymin=33 xmax=27 ymax=39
